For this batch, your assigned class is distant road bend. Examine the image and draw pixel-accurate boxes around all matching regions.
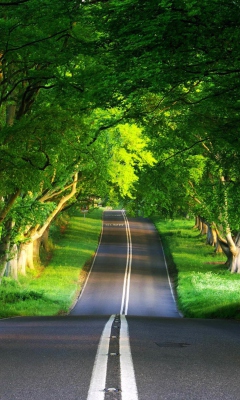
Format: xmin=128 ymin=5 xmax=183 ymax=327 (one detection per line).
xmin=71 ymin=209 xmax=180 ymax=317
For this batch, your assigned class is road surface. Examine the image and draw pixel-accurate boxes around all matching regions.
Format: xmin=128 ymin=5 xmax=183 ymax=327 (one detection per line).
xmin=71 ymin=210 xmax=179 ymax=317
xmin=0 ymin=210 xmax=239 ymax=400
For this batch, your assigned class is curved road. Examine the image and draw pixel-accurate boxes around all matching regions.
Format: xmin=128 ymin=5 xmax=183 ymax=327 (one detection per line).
xmin=71 ymin=210 xmax=179 ymax=317
xmin=0 ymin=210 xmax=239 ymax=400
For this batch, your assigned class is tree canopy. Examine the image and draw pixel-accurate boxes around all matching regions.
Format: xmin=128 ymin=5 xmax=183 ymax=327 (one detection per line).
xmin=1 ymin=0 xmax=240 ymax=274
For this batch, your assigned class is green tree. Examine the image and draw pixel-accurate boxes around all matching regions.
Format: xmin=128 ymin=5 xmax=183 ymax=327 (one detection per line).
xmin=92 ymin=0 xmax=240 ymax=272
xmin=0 ymin=0 xmax=111 ymax=276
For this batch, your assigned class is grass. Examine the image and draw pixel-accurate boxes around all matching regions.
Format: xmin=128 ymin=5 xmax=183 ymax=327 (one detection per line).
xmin=152 ymin=217 xmax=240 ymax=320
xmin=2 ymin=211 xmax=240 ymax=320
xmin=0 ymin=208 xmax=103 ymax=318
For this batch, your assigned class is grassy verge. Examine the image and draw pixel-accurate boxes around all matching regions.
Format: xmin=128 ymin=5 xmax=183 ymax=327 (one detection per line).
xmin=0 ymin=208 xmax=103 ymax=318
xmin=153 ymin=217 xmax=240 ymax=320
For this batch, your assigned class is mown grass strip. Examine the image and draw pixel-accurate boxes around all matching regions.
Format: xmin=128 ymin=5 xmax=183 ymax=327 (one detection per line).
xmin=0 ymin=208 xmax=103 ymax=318
xmin=153 ymin=217 xmax=240 ymax=320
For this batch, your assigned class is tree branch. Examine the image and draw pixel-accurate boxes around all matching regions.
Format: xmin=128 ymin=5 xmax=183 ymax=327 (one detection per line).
xmin=0 ymin=190 xmax=20 ymax=224
xmin=0 ymin=0 xmax=29 ymax=5
xmin=38 ymin=176 xmax=82 ymax=202
xmin=5 ymin=29 xmax=69 ymax=53
xmin=156 ymin=138 xmax=209 ymax=165
xmin=32 ymin=173 xmax=78 ymax=240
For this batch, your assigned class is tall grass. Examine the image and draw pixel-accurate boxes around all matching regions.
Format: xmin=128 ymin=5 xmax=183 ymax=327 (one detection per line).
xmin=0 ymin=208 xmax=103 ymax=318
xmin=153 ymin=217 xmax=240 ymax=320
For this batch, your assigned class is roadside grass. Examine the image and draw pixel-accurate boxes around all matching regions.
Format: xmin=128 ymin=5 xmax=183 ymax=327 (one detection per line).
xmin=0 ymin=208 xmax=103 ymax=318
xmin=153 ymin=217 xmax=240 ymax=320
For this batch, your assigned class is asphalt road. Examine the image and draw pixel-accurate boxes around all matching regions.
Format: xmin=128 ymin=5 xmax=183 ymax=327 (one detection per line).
xmin=0 ymin=210 xmax=239 ymax=400
xmin=71 ymin=210 xmax=179 ymax=317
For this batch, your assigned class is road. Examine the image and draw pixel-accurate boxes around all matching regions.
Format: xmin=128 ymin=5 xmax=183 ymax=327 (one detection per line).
xmin=71 ymin=210 xmax=179 ymax=317
xmin=0 ymin=210 xmax=239 ymax=400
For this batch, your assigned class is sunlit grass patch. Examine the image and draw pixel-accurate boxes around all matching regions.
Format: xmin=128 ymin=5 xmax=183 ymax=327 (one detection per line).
xmin=0 ymin=208 xmax=103 ymax=318
xmin=153 ymin=217 xmax=240 ymax=320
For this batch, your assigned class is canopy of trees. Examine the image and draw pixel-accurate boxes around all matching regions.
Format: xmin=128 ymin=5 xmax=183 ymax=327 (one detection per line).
xmin=1 ymin=0 xmax=240 ymax=275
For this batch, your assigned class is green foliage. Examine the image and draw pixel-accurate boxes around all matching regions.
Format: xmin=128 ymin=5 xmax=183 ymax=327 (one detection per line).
xmin=85 ymin=0 xmax=240 ymax=234
xmin=1 ymin=0 xmax=240 ymax=279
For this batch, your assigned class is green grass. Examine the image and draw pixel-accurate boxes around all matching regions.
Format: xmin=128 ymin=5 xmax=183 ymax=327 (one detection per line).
xmin=0 ymin=208 xmax=103 ymax=318
xmin=153 ymin=217 xmax=240 ymax=320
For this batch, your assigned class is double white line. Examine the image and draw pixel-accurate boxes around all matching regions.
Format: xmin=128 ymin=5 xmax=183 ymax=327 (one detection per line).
xmin=87 ymin=210 xmax=138 ymax=400
xmin=120 ymin=210 xmax=132 ymax=315
xmin=87 ymin=314 xmax=138 ymax=400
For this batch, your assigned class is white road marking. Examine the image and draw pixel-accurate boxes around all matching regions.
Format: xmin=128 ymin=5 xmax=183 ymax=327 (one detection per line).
xmin=120 ymin=242 xmax=129 ymax=314
xmin=120 ymin=315 xmax=138 ymax=400
xmin=159 ymin=239 xmax=183 ymax=317
xmin=87 ymin=315 xmax=115 ymax=400
xmin=70 ymin=217 xmax=104 ymax=312
xmin=87 ymin=314 xmax=139 ymax=400
xmin=104 ymin=223 xmax=124 ymax=226
xmin=86 ymin=210 xmax=138 ymax=399
xmin=123 ymin=213 xmax=132 ymax=315
xmin=120 ymin=210 xmax=132 ymax=315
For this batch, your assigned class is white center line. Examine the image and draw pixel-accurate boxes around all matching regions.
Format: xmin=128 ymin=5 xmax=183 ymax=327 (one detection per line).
xmin=87 ymin=210 xmax=138 ymax=399
xmin=120 ymin=210 xmax=132 ymax=315
xmin=123 ymin=213 xmax=132 ymax=316
xmin=120 ymin=315 xmax=138 ymax=400
xmin=87 ymin=315 xmax=115 ymax=400
xmin=87 ymin=315 xmax=139 ymax=400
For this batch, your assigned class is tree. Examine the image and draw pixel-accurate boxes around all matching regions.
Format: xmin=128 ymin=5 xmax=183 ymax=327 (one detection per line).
xmin=0 ymin=0 xmax=112 ymax=276
xmin=90 ymin=0 xmax=240 ymax=272
xmin=0 ymin=89 xmax=155 ymax=278
xmin=2 ymin=0 xmax=240 ymax=276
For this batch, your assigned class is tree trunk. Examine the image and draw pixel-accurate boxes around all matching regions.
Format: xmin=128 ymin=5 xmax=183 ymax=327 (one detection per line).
xmin=0 ymin=219 xmax=14 ymax=279
xmin=6 ymin=244 xmax=18 ymax=280
xmin=206 ymin=223 xmax=215 ymax=246
xmin=200 ymin=219 xmax=208 ymax=235
xmin=218 ymin=232 xmax=240 ymax=273
xmin=33 ymin=238 xmax=41 ymax=265
xmin=231 ymin=233 xmax=240 ymax=273
xmin=18 ymin=242 xmax=34 ymax=275
xmin=194 ymin=215 xmax=202 ymax=230
xmin=41 ymin=227 xmax=50 ymax=252
xmin=229 ymin=251 xmax=240 ymax=274
xmin=194 ymin=216 xmax=207 ymax=235
xmin=206 ymin=223 xmax=222 ymax=253
xmin=18 ymin=244 xmax=27 ymax=275
xmin=32 ymin=227 xmax=50 ymax=265
xmin=17 ymin=173 xmax=78 ymax=275
xmin=0 ymin=103 xmax=18 ymax=280
xmin=193 ymin=215 xmax=199 ymax=228
xmin=214 ymin=238 xmax=223 ymax=254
